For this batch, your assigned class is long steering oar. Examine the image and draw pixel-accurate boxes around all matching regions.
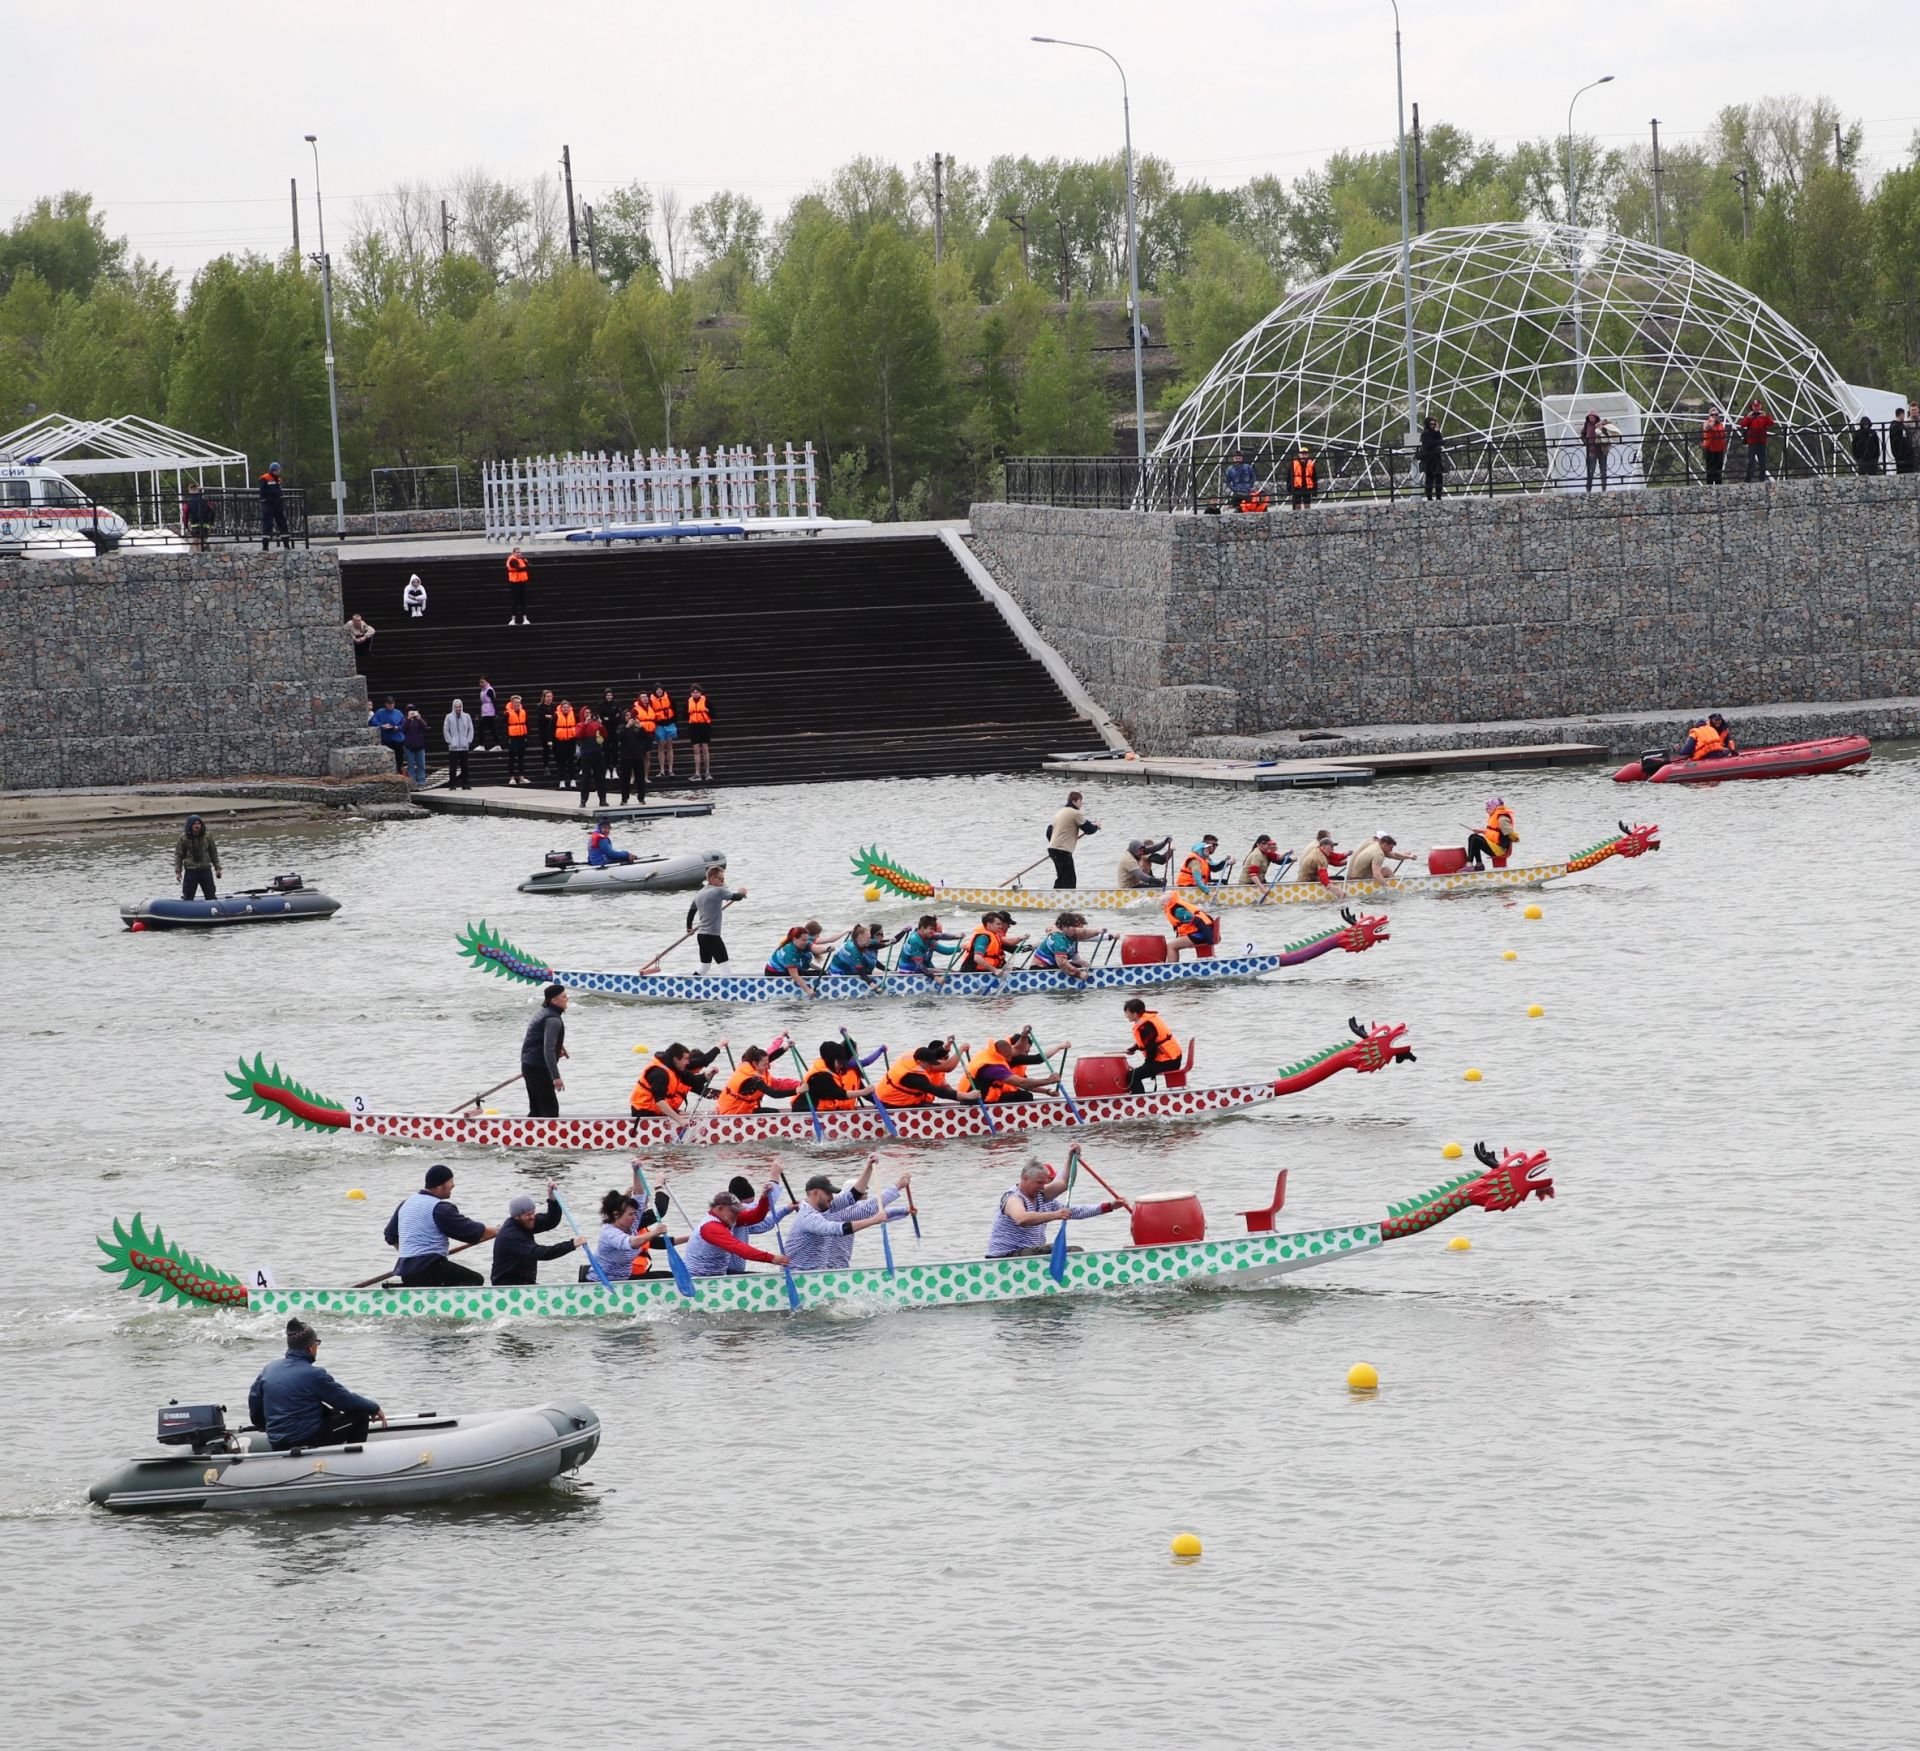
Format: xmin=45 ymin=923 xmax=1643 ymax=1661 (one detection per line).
xmin=631 ymin=1158 xmax=696 ymax=1298
xmin=352 ymin=1234 xmax=490 ymax=1290
xmin=1072 ymin=1152 xmax=1135 ymax=1213
xmin=447 ymin=1072 xmax=522 ymax=1115
xmin=1000 ymin=852 xmax=1050 ymax=886
xmin=639 ymin=895 xmax=741 ymax=975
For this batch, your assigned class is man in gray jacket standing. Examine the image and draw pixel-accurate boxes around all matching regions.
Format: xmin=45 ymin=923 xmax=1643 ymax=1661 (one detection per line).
xmin=521 ymin=983 xmax=569 ymax=1117
xmin=443 ymin=698 xmax=476 ymax=790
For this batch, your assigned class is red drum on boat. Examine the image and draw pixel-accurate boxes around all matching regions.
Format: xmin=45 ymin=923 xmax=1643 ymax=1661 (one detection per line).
xmin=1072 ymin=1054 xmax=1132 ymax=1097
xmin=1428 ymin=847 xmax=1468 ymax=875
xmin=1119 ymin=934 xmax=1168 ymax=964
xmin=1130 ymin=1190 xmax=1206 ymax=1246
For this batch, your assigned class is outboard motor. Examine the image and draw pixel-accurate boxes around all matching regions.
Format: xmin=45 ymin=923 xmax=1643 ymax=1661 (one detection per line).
xmin=267 ymin=873 xmax=305 ymax=893
xmin=1639 ymin=749 xmax=1669 ymax=780
xmin=156 ymin=1401 xmax=234 ymax=1455
xmin=544 ymin=850 xmax=575 ymax=869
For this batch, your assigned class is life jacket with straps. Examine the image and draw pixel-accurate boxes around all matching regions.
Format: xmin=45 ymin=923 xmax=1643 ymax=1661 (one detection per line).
xmin=554 ymin=705 xmax=576 ymax=742
xmin=1176 ymin=850 xmax=1215 ymax=888
xmin=648 ymin=689 xmax=674 ymax=724
xmin=687 ymin=691 xmax=711 ymax=724
xmin=1686 ymin=722 xmax=1727 ymax=760
xmin=629 ymin=1058 xmax=691 ymax=1115
xmin=1163 ymin=892 xmax=1215 ymax=940
xmin=959 ymin=923 xmax=1006 ymax=971
xmin=1483 ymin=805 xmax=1517 ymax=853
xmin=1132 ymin=1010 xmax=1181 ymax=1068
xmin=1702 ymin=420 xmax=1730 ymax=455
xmin=875 ymin=1052 xmax=946 ymax=1107
xmin=1291 ymin=455 xmax=1318 ymax=490
xmin=506 ymin=554 xmax=529 ymax=585
xmin=715 ymin=1062 xmax=767 ymax=1115
xmin=630 ymin=697 xmax=657 ymax=732
xmin=1239 ymin=490 xmax=1269 ymax=513
xmin=505 ymin=701 xmax=527 ymax=737
xmin=803 ymin=1057 xmax=861 ymax=1111
xmin=959 ymin=1042 xmax=1017 ymax=1101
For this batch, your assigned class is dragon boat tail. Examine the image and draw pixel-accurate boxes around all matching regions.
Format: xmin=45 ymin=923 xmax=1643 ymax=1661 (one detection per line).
xmin=97 ymin=1143 xmax=1554 ymax=1319
xmin=452 ymin=910 xmax=1389 ymax=1004
xmin=849 ymin=824 xmax=1659 ymax=912
xmin=223 ymin=1019 xmax=1416 ymax=1153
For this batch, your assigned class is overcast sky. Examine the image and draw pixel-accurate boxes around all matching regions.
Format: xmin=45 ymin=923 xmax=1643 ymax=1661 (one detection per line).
xmin=10 ymin=0 xmax=1919 ymax=281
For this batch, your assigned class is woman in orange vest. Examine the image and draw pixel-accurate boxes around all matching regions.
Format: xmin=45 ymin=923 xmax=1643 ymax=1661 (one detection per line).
xmin=629 ymin=1042 xmax=724 ymax=1118
xmin=714 ymin=1046 xmax=800 ymax=1114
xmin=956 ymin=1030 xmax=1061 ymax=1104
xmin=1464 ymin=798 xmax=1518 ymax=871
xmin=552 ymin=699 xmax=577 ymax=786
xmin=506 ymin=548 xmax=531 ymax=625
xmin=1175 ymin=836 xmax=1225 ymax=887
xmin=647 ymin=686 xmax=677 ymax=780
xmin=1162 ymin=890 xmax=1218 ymax=959
xmin=503 ymin=693 xmax=529 ymax=786
xmin=685 ymin=685 xmax=713 ymax=782
xmin=1122 ymin=999 xmax=1182 ymax=1093
xmin=874 ymin=1040 xmax=973 ymax=1107
xmin=795 ymin=1040 xmax=863 ymax=1112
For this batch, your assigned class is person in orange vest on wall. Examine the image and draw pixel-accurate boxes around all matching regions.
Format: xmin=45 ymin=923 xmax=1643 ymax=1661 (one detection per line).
xmin=1289 ymin=445 xmax=1319 ymax=511
xmin=504 ymin=693 xmax=530 ymax=786
xmin=506 ymin=547 xmax=531 ymax=625
xmin=1700 ymin=409 xmax=1731 ymax=487
xmin=647 ymin=684 xmax=677 ymax=780
xmin=552 ymin=698 xmax=578 ymax=786
xmin=685 ymin=684 xmax=713 ymax=782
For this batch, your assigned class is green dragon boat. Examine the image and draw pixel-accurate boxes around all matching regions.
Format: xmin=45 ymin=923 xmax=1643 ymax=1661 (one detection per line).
xmin=97 ymin=1145 xmax=1553 ymax=1320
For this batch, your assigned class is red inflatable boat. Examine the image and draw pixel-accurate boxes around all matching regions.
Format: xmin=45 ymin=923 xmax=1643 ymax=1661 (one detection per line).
xmin=1613 ymin=735 xmax=1871 ymax=783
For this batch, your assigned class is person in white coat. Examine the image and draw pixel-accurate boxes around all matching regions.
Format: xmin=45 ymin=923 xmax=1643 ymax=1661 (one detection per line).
xmin=402 ymin=574 xmax=427 ymax=617
xmin=443 ymin=698 xmax=476 ymax=790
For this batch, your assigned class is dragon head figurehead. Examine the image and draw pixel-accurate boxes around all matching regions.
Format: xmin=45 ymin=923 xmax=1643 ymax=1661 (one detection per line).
xmin=1470 ymin=1142 xmax=1555 ymax=1209
xmin=98 ymin=1215 xmax=249 ymax=1308
xmin=851 ymin=845 xmax=936 ymax=899
xmin=1347 ymin=1016 xmax=1415 ymax=1071
xmin=1337 ymin=907 xmax=1390 ymax=953
xmin=1613 ymin=820 xmax=1660 ymax=859
xmin=457 ymin=920 xmax=552 ymax=984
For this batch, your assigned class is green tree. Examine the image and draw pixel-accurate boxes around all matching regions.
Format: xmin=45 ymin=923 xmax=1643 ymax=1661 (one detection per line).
xmin=1159 ymin=224 xmax=1281 ymax=403
xmin=1015 ymin=303 xmax=1109 ymax=453
xmin=595 ymin=278 xmax=695 ymax=448
xmin=591 ymin=183 xmax=661 ymax=290
xmin=0 ymin=193 xmax=126 ymax=298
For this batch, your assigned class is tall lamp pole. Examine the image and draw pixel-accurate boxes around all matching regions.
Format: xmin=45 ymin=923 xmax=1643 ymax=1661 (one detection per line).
xmin=1562 ymin=76 xmax=1615 ymax=400
xmin=1031 ymin=36 xmax=1147 ymax=472
xmin=1565 ymin=74 xmax=1615 ymax=230
xmin=304 ymin=133 xmax=347 ymax=538
xmin=1388 ymin=2 xmax=1419 ymax=452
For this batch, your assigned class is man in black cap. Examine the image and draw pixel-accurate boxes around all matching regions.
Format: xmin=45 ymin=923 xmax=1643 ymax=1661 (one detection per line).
xmin=383 ymin=1166 xmax=497 ymax=1286
xmin=490 ymin=1180 xmax=579 ymax=1285
xmin=247 ymin=1318 xmax=385 ymax=1450
xmin=522 ymin=983 xmax=569 ymax=1117
xmin=785 ymin=1161 xmax=914 ymax=1270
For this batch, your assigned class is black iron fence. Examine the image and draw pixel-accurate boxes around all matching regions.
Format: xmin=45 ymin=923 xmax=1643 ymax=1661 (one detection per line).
xmin=1005 ymin=418 xmax=1920 ymax=513
xmin=180 ymin=484 xmax=311 ymax=549
xmin=0 ymin=483 xmax=310 ymax=554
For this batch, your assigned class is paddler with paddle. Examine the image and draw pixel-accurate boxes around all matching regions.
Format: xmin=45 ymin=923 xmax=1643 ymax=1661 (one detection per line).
xmin=958 ymin=1026 xmax=1067 ymax=1104
xmin=383 ymin=1165 xmax=498 ymax=1287
xmin=1176 ymin=834 xmax=1229 ymax=889
xmin=1293 ymin=829 xmax=1347 ymax=885
xmin=895 ymin=915 xmax=961 ymax=981
xmin=957 ymin=910 xmax=1030 ymax=974
xmin=713 ymin=1041 xmax=802 ymax=1113
xmin=490 ymin=1183 xmax=582 ymax=1285
xmin=826 ymin=923 xmax=889 ymax=982
xmin=590 ymin=1182 xmax=672 ymax=1281
xmin=1346 ymin=831 xmax=1411 ymax=882
xmin=630 ymin=1040 xmax=727 ymax=1121
xmin=986 ymin=1159 xmax=1120 ymax=1258
xmin=682 ymin=1185 xmax=792 ymax=1277
xmin=874 ymin=1039 xmax=979 ymax=1107
xmin=787 ymin=1160 xmax=915 ymax=1269
xmin=1031 ymin=911 xmax=1102 ymax=981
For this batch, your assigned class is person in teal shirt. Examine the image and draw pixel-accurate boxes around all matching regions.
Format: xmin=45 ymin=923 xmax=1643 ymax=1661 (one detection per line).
xmin=828 ymin=924 xmax=889 ymax=981
xmin=895 ymin=915 xmax=960 ymax=979
xmin=1031 ymin=911 xmax=1103 ymax=982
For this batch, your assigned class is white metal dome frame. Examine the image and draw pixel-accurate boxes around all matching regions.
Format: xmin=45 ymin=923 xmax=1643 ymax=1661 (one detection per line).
xmin=1153 ymin=222 xmax=1863 ymax=499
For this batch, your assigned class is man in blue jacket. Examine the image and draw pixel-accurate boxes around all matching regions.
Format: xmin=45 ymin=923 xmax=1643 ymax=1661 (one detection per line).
xmin=369 ymin=695 xmax=406 ymax=771
xmin=247 ymin=1318 xmax=385 ymax=1450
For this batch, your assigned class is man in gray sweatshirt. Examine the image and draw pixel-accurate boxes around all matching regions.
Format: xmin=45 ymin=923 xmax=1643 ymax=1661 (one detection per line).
xmin=685 ymin=864 xmax=743 ymax=972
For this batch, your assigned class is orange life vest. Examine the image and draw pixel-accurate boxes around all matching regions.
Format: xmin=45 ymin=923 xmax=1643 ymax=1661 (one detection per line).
xmin=505 ymin=702 xmax=527 ymax=737
xmin=1176 ymin=850 xmax=1215 ymax=888
xmin=960 ymin=923 xmax=1007 ymax=971
xmin=506 ymin=554 xmax=529 ymax=585
xmin=1291 ymin=455 xmax=1318 ymax=490
xmin=875 ymin=1052 xmax=946 ymax=1107
xmin=686 ymin=691 xmax=711 ymax=725
xmin=554 ymin=705 xmax=577 ymax=743
xmin=1239 ymin=491 xmax=1269 ymax=513
xmin=648 ymin=689 xmax=674 ymax=724
xmin=1686 ymin=722 xmax=1726 ymax=760
xmin=631 ymin=698 xmax=657 ymax=732
xmin=1131 ymin=1010 xmax=1181 ymax=1067
xmin=1483 ymin=805 xmax=1517 ymax=853
xmin=959 ymin=1042 xmax=1017 ymax=1102
xmin=1162 ymin=892 xmax=1215 ymax=940
xmin=629 ymin=1058 xmax=691 ymax=1115
xmin=804 ymin=1057 xmax=861 ymax=1111
xmin=715 ymin=1062 xmax=766 ymax=1115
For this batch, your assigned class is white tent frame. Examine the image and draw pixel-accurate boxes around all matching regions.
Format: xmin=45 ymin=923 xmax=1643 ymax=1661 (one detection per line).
xmin=0 ymin=413 xmax=249 ymax=525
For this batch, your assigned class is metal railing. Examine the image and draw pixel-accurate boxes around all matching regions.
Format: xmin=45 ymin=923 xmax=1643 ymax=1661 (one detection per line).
xmin=0 ymin=484 xmax=310 ymax=554
xmin=1005 ymin=418 xmax=1920 ymax=513
xmin=179 ymin=485 xmax=311 ymax=549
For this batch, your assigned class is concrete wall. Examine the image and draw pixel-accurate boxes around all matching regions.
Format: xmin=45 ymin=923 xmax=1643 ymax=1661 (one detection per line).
xmin=969 ymin=476 xmax=1920 ymax=750
xmin=0 ymin=550 xmax=385 ymax=789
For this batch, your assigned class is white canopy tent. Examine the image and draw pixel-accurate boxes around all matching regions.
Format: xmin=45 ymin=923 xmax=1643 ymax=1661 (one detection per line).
xmin=0 ymin=414 xmax=249 ymax=525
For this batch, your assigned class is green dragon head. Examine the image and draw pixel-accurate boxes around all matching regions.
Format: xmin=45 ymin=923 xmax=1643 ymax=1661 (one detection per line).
xmin=850 ymin=845 xmax=936 ymax=899
xmin=457 ymin=919 xmax=551 ymax=984
xmin=224 ymin=1054 xmax=349 ymax=1131
xmin=98 ymin=1215 xmax=249 ymax=1308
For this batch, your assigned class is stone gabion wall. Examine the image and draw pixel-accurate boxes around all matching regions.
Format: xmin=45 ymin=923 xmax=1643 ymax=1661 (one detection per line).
xmin=0 ymin=550 xmax=381 ymax=789
xmin=970 ymin=477 xmax=1920 ymax=749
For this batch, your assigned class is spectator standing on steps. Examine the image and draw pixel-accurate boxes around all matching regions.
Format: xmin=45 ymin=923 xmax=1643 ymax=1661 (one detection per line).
xmin=1417 ymin=416 xmax=1447 ymax=500
xmin=631 ymin=684 xmax=659 ymax=782
xmin=685 ymin=684 xmax=713 ymax=781
xmin=574 ymin=708 xmax=609 ymax=809
xmin=536 ymin=689 xmax=558 ymax=783
xmin=369 ymin=695 xmax=405 ymax=771
xmin=646 ymin=684 xmax=677 ymax=780
xmin=174 ymin=813 xmax=222 ymax=901
xmin=443 ymin=698 xmax=475 ymax=789
xmin=1739 ymin=399 xmax=1774 ymax=482
xmin=401 ymin=705 xmax=430 ymax=786
xmin=504 ymin=693 xmax=530 ymax=785
xmin=506 ymin=547 xmax=530 ymax=625
xmin=617 ymin=708 xmax=650 ymax=806
xmin=521 ymin=983 xmax=569 ymax=1117
xmin=1700 ymin=409 xmax=1730 ymax=486
xmin=1046 ymin=791 xmax=1099 ymax=888
xmin=553 ymin=698 xmax=578 ymax=786
xmin=476 ymin=677 xmax=500 ymax=750
xmin=403 ymin=573 xmax=426 ymax=617
xmin=258 ymin=461 xmax=291 ymax=551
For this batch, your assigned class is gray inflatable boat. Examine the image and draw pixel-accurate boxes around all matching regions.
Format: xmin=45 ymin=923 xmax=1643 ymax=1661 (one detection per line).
xmin=517 ymin=849 xmax=724 ymax=894
xmin=88 ymin=1400 xmax=600 ymax=1514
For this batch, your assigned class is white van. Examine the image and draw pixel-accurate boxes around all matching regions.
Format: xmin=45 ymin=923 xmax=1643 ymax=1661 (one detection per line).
xmin=0 ymin=457 xmax=130 ymax=551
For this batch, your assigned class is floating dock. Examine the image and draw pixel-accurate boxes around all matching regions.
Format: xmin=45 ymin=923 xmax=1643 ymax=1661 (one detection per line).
xmin=1043 ymin=743 xmax=1608 ymax=790
xmin=411 ymin=787 xmax=715 ymax=822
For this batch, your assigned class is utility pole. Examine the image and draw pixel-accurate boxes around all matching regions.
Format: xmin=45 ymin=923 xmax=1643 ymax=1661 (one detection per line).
xmin=1008 ymin=211 xmax=1030 ymax=276
xmin=304 ymin=134 xmax=347 ymax=538
xmin=932 ymin=152 xmax=945 ymax=265
xmin=1057 ymin=219 xmax=1071 ymax=302
xmin=440 ymin=199 xmax=453 ymax=256
xmin=290 ymin=178 xmax=300 ymax=259
xmin=1834 ymin=122 xmax=1846 ymax=171
xmin=1650 ymin=119 xmax=1664 ymax=250
xmin=584 ymin=204 xmax=598 ymax=273
xmin=1734 ymin=169 xmax=1752 ymax=244
xmin=1411 ymin=102 xmax=1427 ymax=235
xmin=562 ymin=144 xmax=579 ymax=264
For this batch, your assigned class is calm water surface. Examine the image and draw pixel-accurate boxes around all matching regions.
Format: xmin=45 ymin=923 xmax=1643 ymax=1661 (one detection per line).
xmin=3 ymin=763 xmax=1917 ymax=1749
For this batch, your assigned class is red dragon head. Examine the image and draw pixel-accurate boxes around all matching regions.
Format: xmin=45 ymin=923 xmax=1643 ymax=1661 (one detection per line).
xmin=1347 ymin=1016 xmax=1415 ymax=1071
xmin=1337 ymin=907 xmax=1390 ymax=953
xmin=1614 ymin=820 xmax=1661 ymax=859
xmin=1469 ymin=1142 xmax=1555 ymax=1209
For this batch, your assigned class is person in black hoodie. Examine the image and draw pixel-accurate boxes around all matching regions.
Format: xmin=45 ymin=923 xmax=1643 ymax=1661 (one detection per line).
xmin=1417 ymin=416 xmax=1447 ymax=500
xmin=1852 ymin=415 xmax=1884 ymax=476
xmin=617 ymin=708 xmax=650 ymax=805
xmin=490 ymin=1186 xmax=578 ymax=1285
xmin=522 ymin=983 xmax=569 ymax=1116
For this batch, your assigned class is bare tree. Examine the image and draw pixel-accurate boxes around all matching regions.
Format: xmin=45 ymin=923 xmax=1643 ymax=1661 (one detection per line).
xmin=449 ymin=167 xmax=532 ymax=282
xmin=655 ymin=185 xmax=686 ymax=288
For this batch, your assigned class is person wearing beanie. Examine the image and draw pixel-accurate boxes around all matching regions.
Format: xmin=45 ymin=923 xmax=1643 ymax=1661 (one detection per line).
xmin=521 ymin=983 xmax=570 ymax=1117
xmin=246 ymin=1316 xmax=385 ymax=1450
xmin=381 ymin=1165 xmax=497 ymax=1287
xmin=490 ymin=1180 xmax=578 ymax=1286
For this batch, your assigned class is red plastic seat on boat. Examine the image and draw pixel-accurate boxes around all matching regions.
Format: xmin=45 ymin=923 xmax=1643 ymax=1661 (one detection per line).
xmin=1239 ymin=1170 xmax=1289 ymax=1233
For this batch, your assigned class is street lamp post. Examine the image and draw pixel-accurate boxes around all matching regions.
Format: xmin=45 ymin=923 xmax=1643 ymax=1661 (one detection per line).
xmin=304 ymin=133 xmax=347 ymax=538
xmin=1031 ymin=36 xmax=1148 ymax=474
xmin=1565 ymin=74 xmax=1615 ymax=230
xmin=1388 ymin=2 xmax=1419 ymax=453
xmin=1563 ymin=77 xmax=1615 ymax=400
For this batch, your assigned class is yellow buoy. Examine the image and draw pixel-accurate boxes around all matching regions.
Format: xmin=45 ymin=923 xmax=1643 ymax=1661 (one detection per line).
xmin=1347 ymin=1362 xmax=1379 ymax=1392
xmin=632 ymin=1044 xmax=649 ymax=1054
xmin=1448 ymin=1235 xmax=1473 ymax=1251
xmin=1463 ymin=1067 xmax=1483 ymax=1082
xmin=1523 ymin=903 xmax=1543 ymax=920
xmin=1441 ymin=1141 xmax=1463 ymax=1160
xmin=484 ymin=1108 xmax=498 ymax=1115
xmin=1169 ymin=1531 xmax=1203 ymax=1559
xmin=1527 ymin=1004 xmax=1544 ymax=1018
xmin=863 ymin=884 xmax=881 ymax=903
xmin=1501 ymin=949 xmax=1517 ymax=961
xmin=345 ymin=1188 xmax=366 ymax=1201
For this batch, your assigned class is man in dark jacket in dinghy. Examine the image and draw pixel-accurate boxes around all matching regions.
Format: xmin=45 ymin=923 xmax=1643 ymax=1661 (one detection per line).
xmin=248 ymin=1318 xmax=385 ymax=1450
xmin=174 ymin=814 xmax=222 ymax=901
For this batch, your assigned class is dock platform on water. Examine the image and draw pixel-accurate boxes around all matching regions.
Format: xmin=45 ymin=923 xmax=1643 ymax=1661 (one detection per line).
xmin=411 ymin=788 xmax=715 ymax=822
xmin=1043 ymin=743 xmax=1608 ymax=790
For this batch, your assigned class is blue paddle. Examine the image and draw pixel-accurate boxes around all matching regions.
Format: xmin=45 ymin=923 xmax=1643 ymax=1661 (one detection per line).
xmin=1048 ymin=1214 xmax=1069 ymax=1284
xmin=842 ymin=1027 xmax=900 ymax=1139
xmin=629 ymin=1159 xmax=697 ymax=1299
xmin=786 ymin=1041 xmax=826 ymax=1142
xmin=554 ymin=1188 xmax=616 ymax=1289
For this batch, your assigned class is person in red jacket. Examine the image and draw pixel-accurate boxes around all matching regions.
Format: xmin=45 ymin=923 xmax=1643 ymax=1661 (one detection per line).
xmin=1700 ymin=409 xmax=1730 ymax=486
xmin=1738 ymin=400 xmax=1774 ymax=482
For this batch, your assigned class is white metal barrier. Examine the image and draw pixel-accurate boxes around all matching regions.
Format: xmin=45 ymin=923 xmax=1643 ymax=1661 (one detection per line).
xmin=483 ymin=443 xmax=820 ymax=541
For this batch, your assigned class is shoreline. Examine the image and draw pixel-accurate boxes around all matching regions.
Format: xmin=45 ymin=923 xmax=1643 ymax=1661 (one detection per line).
xmin=0 ymin=775 xmax=414 ymax=843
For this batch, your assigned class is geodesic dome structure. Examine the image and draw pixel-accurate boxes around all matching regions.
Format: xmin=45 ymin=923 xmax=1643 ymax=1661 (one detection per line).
xmin=1154 ymin=222 xmax=1862 ymax=497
